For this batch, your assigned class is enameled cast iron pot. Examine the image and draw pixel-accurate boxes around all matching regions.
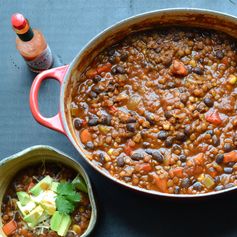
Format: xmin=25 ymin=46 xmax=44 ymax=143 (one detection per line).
xmin=30 ymin=8 xmax=237 ymax=198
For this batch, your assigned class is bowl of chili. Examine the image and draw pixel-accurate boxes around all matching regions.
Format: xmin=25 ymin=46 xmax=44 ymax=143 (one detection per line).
xmin=30 ymin=8 xmax=237 ymax=197
xmin=0 ymin=145 xmax=97 ymax=236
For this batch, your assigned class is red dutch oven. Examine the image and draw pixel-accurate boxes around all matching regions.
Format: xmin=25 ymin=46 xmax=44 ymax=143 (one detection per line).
xmin=30 ymin=8 xmax=237 ymax=198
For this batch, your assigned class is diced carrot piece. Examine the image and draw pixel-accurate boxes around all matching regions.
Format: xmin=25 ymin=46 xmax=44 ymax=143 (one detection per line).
xmin=80 ymin=129 xmax=92 ymax=144
xmin=86 ymin=68 xmax=98 ymax=78
xmin=97 ymin=63 xmax=112 ymax=74
xmin=169 ymin=167 xmax=184 ymax=178
xmin=135 ymin=163 xmax=153 ymax=173
xmin=223 ymin=151 xmax=237 ymax=163
xmin=2 ymin=219 xmax=17 ymax=235
xmin=205 ymin=109 xmax=222 ymax=125
xmin=153 ymin=174 xmax=168 ymax=193
xmin=171 ymin=59 xmax=188 ymax=76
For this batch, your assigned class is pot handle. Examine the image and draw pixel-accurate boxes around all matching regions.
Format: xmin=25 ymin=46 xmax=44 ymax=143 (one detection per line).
xmin=29 ymin=65 xmax=69 ymax=135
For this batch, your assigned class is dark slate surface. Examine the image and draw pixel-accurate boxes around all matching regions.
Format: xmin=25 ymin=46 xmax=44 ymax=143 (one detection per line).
xmin=1 ymin=1 xmax=237 ymax=236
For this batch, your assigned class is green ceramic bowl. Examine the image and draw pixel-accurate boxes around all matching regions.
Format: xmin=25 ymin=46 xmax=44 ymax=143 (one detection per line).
xmin=0 ymin=145 xmax=97 ymax=237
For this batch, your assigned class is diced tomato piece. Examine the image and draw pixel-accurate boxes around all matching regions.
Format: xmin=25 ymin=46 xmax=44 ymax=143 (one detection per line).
xmin=97 ymin=63 xmax=112 ymax=74
xmin=205 ymin=109 xmax=222 ymax=125
xmin=169 ymin=167 xmax=184 ymax=178
xmin=221 ymin=57 xmax=229 ymax=65
xmin=171 ymin=59 xmax=188 ymax=76
xmin=26 ymin=181 xmax=35 ymax=192
xmin=2 ymin=219 xmax=17 ymax=235
xmin=80 ymin=129 xmax=92 ymax=144
xmin=124 ymin=145 xmax=133 ymax=156
xmin=135 ymin=163 xmax=153 ymax=173
xmin=223 ymin=151 xmax=237 ymax=163
xmin=86 ymin=68 xmax=98 ymax=78
xmin=108 ymin=105 xmax=118 ymax=113
xmin=153 ymin=174 xmax=168 ymax=193
xmin=193 ymin=153 xmax=205 ymax=165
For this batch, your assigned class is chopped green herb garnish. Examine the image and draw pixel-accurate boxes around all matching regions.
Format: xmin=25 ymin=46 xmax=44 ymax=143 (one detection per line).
xmin=56 ymin=182 xmax=81 ymax=215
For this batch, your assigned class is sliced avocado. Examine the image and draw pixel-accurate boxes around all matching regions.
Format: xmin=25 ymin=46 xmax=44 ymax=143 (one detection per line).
xmin=23 ymin=205 xmax=44 ymax=227
xmin=57 ymin=214 xmax=71 ymax=236
xmin=50 ymin=212 xmax=71 ymax=236
xmin=40 ymin=190 xmax=56 ymax=215
xmin=51 ymin=182 xmax=60 ymax=192
xmin=30 ymin=175 xmax=53 ymax=196
xmin=17 ymin=201 xmax=36 ymax=216
xmin=17 ymin=192 xmax=31 ymax=206
xmin=50 ymin=211 xmax=63 ymax=232
xmin=72 ymin=175 xmax=88 ymax=193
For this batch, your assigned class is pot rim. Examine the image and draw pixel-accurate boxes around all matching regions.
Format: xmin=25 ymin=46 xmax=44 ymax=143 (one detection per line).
xmin=60 ymin=8 xmax=237 ymax=198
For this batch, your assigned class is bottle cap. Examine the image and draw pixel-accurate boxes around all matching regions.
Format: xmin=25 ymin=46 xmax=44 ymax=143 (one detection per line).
xmin=11 ymin=13 xmax=27 ymax=30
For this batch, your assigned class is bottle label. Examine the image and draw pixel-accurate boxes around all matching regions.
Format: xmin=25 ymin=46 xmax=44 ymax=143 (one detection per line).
xmin=26 ymin=45 xmax=53 ymax=72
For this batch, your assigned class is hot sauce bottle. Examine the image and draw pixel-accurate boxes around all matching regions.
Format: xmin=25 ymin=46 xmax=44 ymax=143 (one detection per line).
xmin=11 ymin=13 xmax=53 ymax=72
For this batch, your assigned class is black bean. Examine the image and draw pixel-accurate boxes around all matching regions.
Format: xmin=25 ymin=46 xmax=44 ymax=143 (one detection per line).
xmin=173 ymin=35 xmax=180 ymax=42
xmin=165 ymin=137 xmax=174 ymax=147
xmin=214 ymin=185 xmax=223 ymax=191
xmin=74 ymin=118 xmax=84 ymax=130
xmin=88 ymin=117 xmax=98 ymax=126
xmin=224 ymin=183 xmax=235 ymax=189
xmin=184 ymin=125 xmax=192 ymax=136
xmin=193 ymin=182 xmax=203 ymax=191
xmin=215 ymin=50 xmax=224 ymax=59
xmin=174 ymin=186 xmax=180 ymax=194
xmin=203 ymin=98 xmax=214 ymax=107
xmin=92 ymin=85 xmax=102 ymax=93
xmin=181 ymin=178 xmax=191 ymax=188
xmin=157 ymin=131 xmax=168 ymax=141
xmin=192 ymin=67 xmax=204 ymax=75
xmin=224 ymin=167 xmax=233 ymax=174
xmin=186 ymin=32 xmax=194 ymax=39
xmin=180 ymin=94 xmax=188 ymax=104
xmin=146 ymin=112 xmax=155 ymax=125
xmin=175 ymin=132 xmax=187 ymax=142
xmin=224 ymin=143 xmax=233 ymax=152
xmin=227 ymin=162 xmax=235 ymax=167
xmin=151 ymin=151 xmax=164 ymax=163
xmin=112 ymin=65 xmax=126 ymax=74
xmin=216 ymin=154 xmax=224 ymax=164
xmin=93 ymin=75 xmax=102 ymax=82
xmin=120 ymin=53 xmax=128 ymax=61
xmin=74 ymin=214 xmax=81 ymax=222
xmin=85 ymin=141 xmax=94 ymax=150
xmin=206 ymin=130 xmax=214 ymax=136
xmin=212 ymin=135 xmax=220 ymax=147
xmin=131 ymin=152 xmax=144 ymax=161
xmin=126 ymin=123 xmax=136 ymax=132
xmin=99 ymin=153 xmax=105 ymax=164
xmin=164 ymin=111 xmax=172 ymax=119
xmin=108 ymin=48 xmax=115 ymax=56
xmin=117 ymin=156 xmax=125 ymax=167
xmin=127 ymin=117 xmax=137 ymax=123
xmin=167 ymin=82 xmax=176 ymax=89
xmin=143 ymin=142 xmax=150 ymax=148
xmin=108 ymin=56 xmax=116 ymax=64
xmin=117 ymin=65 xmax=126 ymax=74
xmin=179 ymin=155 xmax=187 ymax=162
xmin=66 ymin=232 xmax=75 ymax=237
xmin=89 ymin=91 xmax=97 ymax=98
xmin=100 ymin=114 xmax=111 ymax=125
